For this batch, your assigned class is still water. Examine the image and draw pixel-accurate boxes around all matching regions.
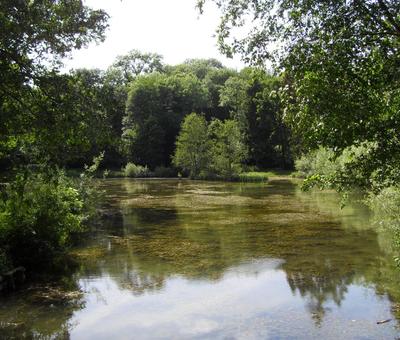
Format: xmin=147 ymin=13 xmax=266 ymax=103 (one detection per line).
xmin=1 ymin=178 xmax=400 ymax=339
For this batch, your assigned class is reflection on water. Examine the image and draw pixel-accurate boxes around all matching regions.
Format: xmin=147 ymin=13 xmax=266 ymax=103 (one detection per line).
xmin=1 ymin=178 xmax=400 ymax=339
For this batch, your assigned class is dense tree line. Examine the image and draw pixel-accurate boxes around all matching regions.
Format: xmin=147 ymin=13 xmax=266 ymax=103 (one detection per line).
xmin=98 ymin=59 xmax=291 ymax=171
xmin=2 ymin=57 xmax=291 ymax=174
xmin=1 ymin=54 xmax=290 ymax=172
xmin=83 ymin=57 xmax=290 ymax=172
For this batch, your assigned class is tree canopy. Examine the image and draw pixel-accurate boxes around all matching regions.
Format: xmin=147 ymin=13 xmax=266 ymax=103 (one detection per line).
xmin=0 ymin=0 xmax=110 ymax=273
xmin=108 ymin=49 xmax=165 ymax=84
xmin=199 ymin=0 xmax=400 ymax=190
xmin=173 ymin=113 xmax=211 ymax=178
xmin=0 ymin=0 xmax=109 ymax=166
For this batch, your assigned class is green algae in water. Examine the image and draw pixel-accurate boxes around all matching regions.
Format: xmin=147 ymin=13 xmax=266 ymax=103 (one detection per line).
xmin=1 ymin=178 xmax=400 ymax=339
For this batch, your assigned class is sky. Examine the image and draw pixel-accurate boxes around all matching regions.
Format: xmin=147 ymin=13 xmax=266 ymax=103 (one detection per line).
xmin=63 ymin=0 xmax=246 ymax=71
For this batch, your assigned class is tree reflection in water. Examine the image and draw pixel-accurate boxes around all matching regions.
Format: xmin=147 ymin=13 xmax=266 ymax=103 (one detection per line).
xmin=76 ymin=179 xmax=400 ymax=327
xmin=2 ymin=179 xmax=400 ymax=337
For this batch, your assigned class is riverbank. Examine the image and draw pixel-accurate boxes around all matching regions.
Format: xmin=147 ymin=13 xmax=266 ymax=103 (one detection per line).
xmin=66 ymin=168 xmax=295 ymax=182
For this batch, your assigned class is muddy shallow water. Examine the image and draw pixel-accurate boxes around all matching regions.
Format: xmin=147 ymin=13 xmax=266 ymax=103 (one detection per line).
xmin=1 ymin=178 xmax=400 ymax=339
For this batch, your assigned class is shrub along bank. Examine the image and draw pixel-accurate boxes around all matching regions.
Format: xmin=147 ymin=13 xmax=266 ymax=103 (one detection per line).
xmin=0 ymin=164 xmax=101 ymax=280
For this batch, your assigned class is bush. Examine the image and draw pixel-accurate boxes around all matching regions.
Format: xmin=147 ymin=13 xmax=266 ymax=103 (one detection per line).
xmin=367 ymin=186 xmax=400 ymax=266
xmin=296 ymin=143 xmax=378 ymax=193
xmin=367 ymin=186 xmax=400 ymax=230
xmin=123 ymin=162 xmax=150 ymax=178
xmin=0 ymin=154 xmax=102 ymax=272
xmin=153 ymin=166 xmax=177 ymax=178
xmin=239 ymin=172 xmax=269 ymax=182
xmin=0 ymin=170 xmax=91 ymax=270
xmin=295 ymin=147 xmax=338 ymax=178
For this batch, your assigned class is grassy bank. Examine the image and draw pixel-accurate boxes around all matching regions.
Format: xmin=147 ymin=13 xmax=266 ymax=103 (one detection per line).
xmin=239 ymin=172 xmax=269 ymax=182
xmin=64 ymin=167 xmax=295 ymax=182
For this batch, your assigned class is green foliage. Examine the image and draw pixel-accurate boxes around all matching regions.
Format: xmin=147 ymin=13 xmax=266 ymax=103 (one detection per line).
xmin=0 ymin=0 xmax=109 ymax=166
xmin=123 ymin=72 xmax=208 ymax=168
xmin=0 ymin=154 xmax=102 ymax=272
xmin=208 ymin=119 xmax=248 ymax=179
xmin=76 ymin=153 xmax=105 ymax=218
xmin=0 ymin=171 xmax=82 ymax=270
xmin=295 ymin=148 xmax=338 ymax=178
xmin=65 ymin=69 xmax=126 ymax=167
xmin=295 ymin=144 xmax=379 ymax=194
xmin=172 ymin=113 xmax=211 ymax=178
xmin=367 ymin=187 xmax=400 ymax=230
xmin=367 ymin=187 xmax=400 ymax=266
xmin=122 ymin=59 xmax=290 ymax=172
xmin=109 ymin=50 xmax=165 ymax=84
xmin=168 ymin=58 xmax=235 ymax=121
xmin=13 ymin=70 xmax=126 ymax=167
xmin=239 ymin=172 xmax=269 ymax=183
xmin=200 ymin=0 xmax=400 ymax=190
xmin=220 ymin=69 xmax=292 ymax=168
xmin=169 ymin=58 xmax=224 ymax=80
xmin=123 ymin=163 xmax=151 ymax=178
xmin=0 ymin=0 xmax=108 ymax=274
xmin=173 ymin=114 xmax=247 ymax=179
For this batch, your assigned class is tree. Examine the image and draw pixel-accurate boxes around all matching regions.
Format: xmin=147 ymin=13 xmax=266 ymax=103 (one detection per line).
xmin=167 ymin=59 xmax=236 ymax=120
xmin=202 ymin=67 xmax=236 ymax=120
xmin=123 ymin=72 xmax=208 ymax=168
xmin=208 ymin=119 xmax=247 ymax=178
xmin=0 ymin=0 xmax=109 ymax=272
xmin=220 ymin=69 xmax=291 ymax=168
xmin=0 ymin=0 xmax=109 ymax=167
xmin=169 ymin=58 xmax=224 ymax=80
xmin=173 ymin=113 xmax=211 ymax=178
xmin=64 ymin=68 xmax=125 ymax=167
xmin=199 ymin=0 xmax=400 ymax=189
xmin=108 ymin=49 xmax=165 ymax=84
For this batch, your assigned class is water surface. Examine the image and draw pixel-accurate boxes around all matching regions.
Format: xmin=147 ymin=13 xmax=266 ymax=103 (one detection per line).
xmin=1 ymin=178 xmax=400 ymax=339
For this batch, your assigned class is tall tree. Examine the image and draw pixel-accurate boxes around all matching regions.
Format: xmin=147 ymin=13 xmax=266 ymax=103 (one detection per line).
xmin=208 ymin=119 xmax=247 ymax=178
xmin=63 ymin=68 xmax=125 ymax=167
xmin=168 ymin=59 xmax=236 ymax=120
xmin=199 ymin=0 xmax=400 ymax=188
xmin=220 ymin=69 xmax=291 ymax=168
xmin=108 ymin=50 xmax=165 ymax=84
xmin=0 ymin=0 xmax=109 ymax=166
xmin=173 ymin=113 xmax=211 ymax=178
xmin=123 ymin=72 xmax=208 ymax=168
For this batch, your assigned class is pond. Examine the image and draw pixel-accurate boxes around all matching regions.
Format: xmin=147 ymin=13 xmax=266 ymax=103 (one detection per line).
xmin=1 ymin=178 xmax=400 ymax=339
